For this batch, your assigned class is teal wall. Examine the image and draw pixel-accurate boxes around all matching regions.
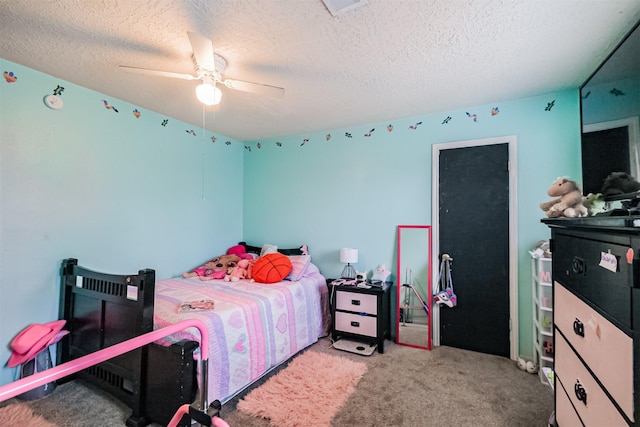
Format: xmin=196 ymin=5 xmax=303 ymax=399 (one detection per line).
xmin=242 ymin=91 xmax=582 ymax=359
xmin=1 ymin=57 xmax=583 ymax=387
xmin=0 ymin=59 xmax=244 ymax=386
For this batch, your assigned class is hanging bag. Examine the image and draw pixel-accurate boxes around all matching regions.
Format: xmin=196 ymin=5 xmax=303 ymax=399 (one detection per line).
xmin=434 ymin=254 xmax=457 ymax=308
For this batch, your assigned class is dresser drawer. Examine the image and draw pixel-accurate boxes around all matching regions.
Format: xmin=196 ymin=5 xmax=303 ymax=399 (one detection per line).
xmin=336 ymin=290 xmax=378 ymax=314
xmin=554 ymin=284 xmax=633 ymax=420
xmin=552 ymin=230 xmax=634 ymax=328
xmin=556 ymin=377 xmax=585 ymax=427
xmin=555 ymin=332 xmax=629 ymax=425
xmin=334 ymin=312 xmax=377 ymax=337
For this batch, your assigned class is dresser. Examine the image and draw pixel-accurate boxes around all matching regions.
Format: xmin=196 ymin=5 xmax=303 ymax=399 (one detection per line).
xmin=544 ymin=217 xmax=640 ymax=426
xmin=329 ymin=281 xmax=391 ymax=353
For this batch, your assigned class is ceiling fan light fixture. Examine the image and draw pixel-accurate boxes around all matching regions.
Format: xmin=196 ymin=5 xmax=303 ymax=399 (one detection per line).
xmin=196 ymin=82 xmax=222 ymax=105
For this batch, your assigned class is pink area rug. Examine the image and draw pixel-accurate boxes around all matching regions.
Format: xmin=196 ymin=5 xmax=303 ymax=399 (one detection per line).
xmin=0 ymin=402 xmax=56 ymax=426
xmin=237 ymin=350 xmax=367 ymax=427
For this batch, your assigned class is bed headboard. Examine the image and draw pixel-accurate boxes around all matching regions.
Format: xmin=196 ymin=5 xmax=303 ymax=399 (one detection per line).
xmin=239 ymin=242 xmax=307 ymax=256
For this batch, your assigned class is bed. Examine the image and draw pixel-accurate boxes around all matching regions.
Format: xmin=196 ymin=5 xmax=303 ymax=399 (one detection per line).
xmin=57 ymin=243 xmax=330 ymax=427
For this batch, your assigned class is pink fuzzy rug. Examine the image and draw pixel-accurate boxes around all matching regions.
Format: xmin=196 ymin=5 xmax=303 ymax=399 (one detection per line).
xmin=0 ymin=403 xmax=56 ymax=426
xmin=237 ymin=350 xmax=367 ymax=427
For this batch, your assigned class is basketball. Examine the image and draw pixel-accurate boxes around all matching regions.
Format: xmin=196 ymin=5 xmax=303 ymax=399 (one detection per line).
xmin=252 ymin=253 xmax=292 ymax=283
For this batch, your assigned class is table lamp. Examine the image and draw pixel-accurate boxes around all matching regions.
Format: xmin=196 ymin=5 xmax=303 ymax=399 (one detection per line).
xmin=340 ymin=248 xmax=358 ymax=279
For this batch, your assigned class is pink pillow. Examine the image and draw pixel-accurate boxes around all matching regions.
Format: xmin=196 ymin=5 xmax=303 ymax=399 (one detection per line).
xmin=286 ymin=255 xmax=311 ymax=281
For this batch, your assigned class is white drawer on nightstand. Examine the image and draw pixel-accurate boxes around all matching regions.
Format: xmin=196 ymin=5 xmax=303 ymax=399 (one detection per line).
xmin=554 ymin=284 xmax=633 ymax=421
xmin=555 ymin=332 xmax=628 ymax=427
xmin=334 ymin=312 xmax=377 ymax=337
xmin=336 ymin=290 xmax=377 ymax=314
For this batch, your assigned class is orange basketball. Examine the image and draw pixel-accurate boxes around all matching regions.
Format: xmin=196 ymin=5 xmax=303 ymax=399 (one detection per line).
xmin=252 ymin=253 xmax=292 ymax=283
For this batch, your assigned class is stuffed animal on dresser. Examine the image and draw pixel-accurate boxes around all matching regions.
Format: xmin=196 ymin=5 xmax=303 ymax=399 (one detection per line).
xmin=540 ymin=177 xmax=588 ymax=218
xmin=601 ymin=171 xmax=640 ymax=197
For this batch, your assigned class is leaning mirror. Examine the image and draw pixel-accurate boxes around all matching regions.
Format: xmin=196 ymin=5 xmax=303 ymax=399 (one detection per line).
xmin=580 ymin=21 xmax=640 ymax=195
xmin=396 ymin=225 xmax=432 ymax=350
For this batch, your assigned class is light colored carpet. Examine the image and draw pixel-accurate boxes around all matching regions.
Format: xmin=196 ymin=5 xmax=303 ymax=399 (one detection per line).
xmin=237 ymin=350 xmax=366 ymax=426
xmin=0 ymin=402 xmax=56 ymax=426
xmin=1 ymin=338 xmax=554 ymax=426
xmin=224 ymin=338 xmax=554 ymax=426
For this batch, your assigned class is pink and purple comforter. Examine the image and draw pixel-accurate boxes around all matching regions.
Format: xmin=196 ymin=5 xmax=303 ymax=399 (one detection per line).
xmin=153 ymin=267 xmax=329 ymax=403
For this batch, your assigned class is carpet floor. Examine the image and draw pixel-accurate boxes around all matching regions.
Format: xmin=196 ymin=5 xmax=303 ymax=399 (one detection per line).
xmin=0 ymin=402 xmax=56 ymax=426
xmin=0 ymin=338 xmax=554 ymax=426
xmin=237 ymin=351 xmax=367 ymax=426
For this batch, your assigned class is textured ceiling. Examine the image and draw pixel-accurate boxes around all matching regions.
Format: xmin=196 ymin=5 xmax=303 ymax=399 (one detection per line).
xmin=1 ymin=0 xmax=640 ymax=141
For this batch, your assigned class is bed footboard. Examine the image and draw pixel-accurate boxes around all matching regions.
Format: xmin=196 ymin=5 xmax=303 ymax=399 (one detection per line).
xmin=145 ymin=340 xmax=198 ymax=426
xmin=58 ymin=258 xmax=197 ymax=427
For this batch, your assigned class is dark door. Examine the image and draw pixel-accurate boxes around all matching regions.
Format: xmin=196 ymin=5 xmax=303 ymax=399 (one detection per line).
xmin=438 ymin=143 xmax=510 ymax=357
xmin=581 ymin=126 xmax=630 ymax=195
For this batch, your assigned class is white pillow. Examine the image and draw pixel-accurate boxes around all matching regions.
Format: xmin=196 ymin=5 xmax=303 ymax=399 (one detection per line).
xmin=260 ymin=244 xmax=278 ymax=256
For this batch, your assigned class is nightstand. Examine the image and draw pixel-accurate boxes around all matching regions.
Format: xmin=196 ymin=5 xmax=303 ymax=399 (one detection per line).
xmin=328 ymin=280 xmax=391 ymax=353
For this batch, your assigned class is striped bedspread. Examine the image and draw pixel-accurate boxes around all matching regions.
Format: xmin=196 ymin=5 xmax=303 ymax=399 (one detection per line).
xmin=153 ymin=269 xmax=329 ymax=403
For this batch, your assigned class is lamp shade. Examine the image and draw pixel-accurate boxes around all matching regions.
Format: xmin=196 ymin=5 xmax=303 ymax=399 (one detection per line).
xmin=195 ymin=83 xmax=222 ymax=105
xmin=340 ymin=248 xmax=358 ymax=264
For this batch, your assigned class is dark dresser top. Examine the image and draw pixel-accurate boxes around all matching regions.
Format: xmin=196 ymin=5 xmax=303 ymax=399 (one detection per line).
xmin=542 ymin=215 xmax=640 ymax=234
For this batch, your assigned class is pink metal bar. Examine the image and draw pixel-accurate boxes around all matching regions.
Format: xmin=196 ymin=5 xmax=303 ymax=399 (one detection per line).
xmin=0 ymin=318 xmax=209 ymax=403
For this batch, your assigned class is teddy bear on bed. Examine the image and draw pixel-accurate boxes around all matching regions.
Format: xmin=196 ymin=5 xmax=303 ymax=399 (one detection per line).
xmin=183 ymin=254 xmax=241 ymax=281
xmin=540 ymin=177 xmax=588 ymax=218
xmin=224 ymin=259 xmax=255 ymax=282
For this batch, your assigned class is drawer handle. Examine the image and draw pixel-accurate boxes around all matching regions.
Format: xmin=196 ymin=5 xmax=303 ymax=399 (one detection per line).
xmin=574 ymin=380 xmax=587 ymax=406
xmin=572 ymin=257 xmax=586 ymax=275
xmin=351 ymin=299 xmax=361 ymax=306
xmin=351 ymin=321 xmax=360 ymax=327
xmin=573 ymin=318 xmax=585 ymax=337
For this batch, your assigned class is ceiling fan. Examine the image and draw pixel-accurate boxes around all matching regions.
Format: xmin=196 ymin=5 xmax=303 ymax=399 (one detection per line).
xmin=119 ymin=32 xmax=285 ymax=105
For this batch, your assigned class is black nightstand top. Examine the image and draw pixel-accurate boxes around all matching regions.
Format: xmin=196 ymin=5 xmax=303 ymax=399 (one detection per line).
xmin=326 ymin=279 xmax=391 ymax=294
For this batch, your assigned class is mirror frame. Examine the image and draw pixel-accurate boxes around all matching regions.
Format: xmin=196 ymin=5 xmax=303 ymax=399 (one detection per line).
xmin=396 ymin=225 xmax=432 ymax=350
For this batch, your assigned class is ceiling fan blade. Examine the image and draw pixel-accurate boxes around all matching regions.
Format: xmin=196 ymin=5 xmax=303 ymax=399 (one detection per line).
xmin=119 ymin=65 xmax=197 ymax=80
xmin=222 ymin=79 xmax=285 ymax=98
xmin=187 ymin=31 xmax=215 ymax=71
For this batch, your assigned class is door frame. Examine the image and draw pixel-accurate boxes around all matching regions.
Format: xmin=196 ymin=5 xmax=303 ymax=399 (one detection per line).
xmin=431 ymin=135 xmax=519 ymax=360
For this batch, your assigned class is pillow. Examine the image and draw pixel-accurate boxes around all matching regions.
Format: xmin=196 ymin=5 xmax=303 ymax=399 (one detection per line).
xmin=304 ymin=262 xmax=320 ymax=276
xmin=286 ymin=255 xmax=312 ymax=281
xmin=252 ymin=253 xmax=292 ymax=284
xmin=260 ymin=244 xmax=278 ymax=256
xmin=238 ymin=242 xmax=309 ymax=256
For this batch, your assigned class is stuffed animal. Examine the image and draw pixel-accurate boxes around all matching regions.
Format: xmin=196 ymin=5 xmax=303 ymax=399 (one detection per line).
xmin=183 ymin=254 xmax=241 ymax=281
xmin=355 ymin=270 xmax=368 ymax=282
xmin=540 ymin=177 xmax=588 ymax=218
xmin=371 ymin=265 xmax=391 ymax=282
xmin=531 ymin=240 xmax=551 ymax=258
xmin=226 ymin=244 xmax=255 ymax=260
xmin=583 ymin=192 xmax=606 ymax=216
xmin=224 ymin=259 xmax=253 ymax=282
xmin=601 ymin=171 xmax=640 ymax=197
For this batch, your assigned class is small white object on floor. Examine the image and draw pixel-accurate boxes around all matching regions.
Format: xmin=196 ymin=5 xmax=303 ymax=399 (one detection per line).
xmin=526 ymin=360 xmax=538 ymax=374
xmin=333 ymin=339 xmax=377 ymax=356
